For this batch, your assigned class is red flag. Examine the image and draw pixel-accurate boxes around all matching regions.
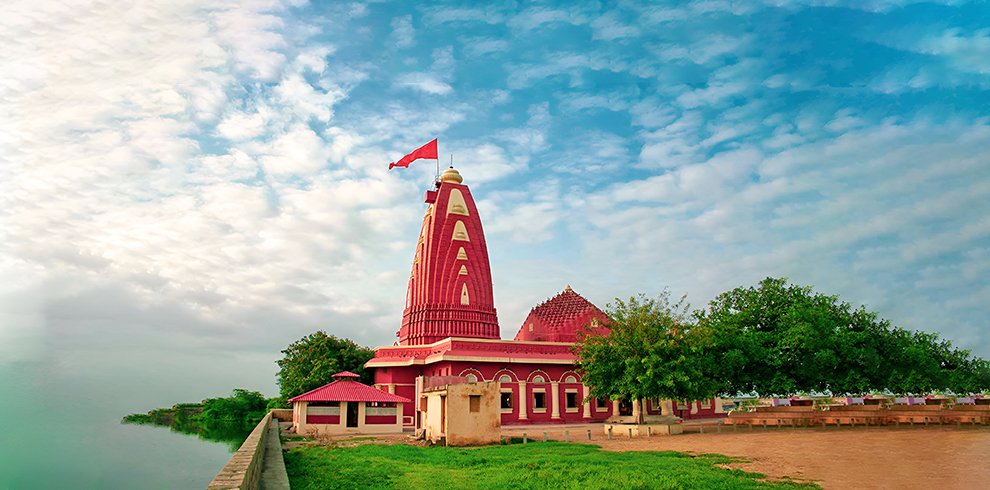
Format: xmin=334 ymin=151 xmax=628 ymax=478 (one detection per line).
xmin=389 ymin=138 xmax=438 ymax=169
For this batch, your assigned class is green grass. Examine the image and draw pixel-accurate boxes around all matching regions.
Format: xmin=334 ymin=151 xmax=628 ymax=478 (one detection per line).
xmin=284 ymin=442 xmax=817 ymax=489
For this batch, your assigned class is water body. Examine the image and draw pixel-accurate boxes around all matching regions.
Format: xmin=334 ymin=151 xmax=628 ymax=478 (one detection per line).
xmin=0 ymin=362 xmax=246 ymax=489
xmin=2 ymin=417 xmax=239 ymax=489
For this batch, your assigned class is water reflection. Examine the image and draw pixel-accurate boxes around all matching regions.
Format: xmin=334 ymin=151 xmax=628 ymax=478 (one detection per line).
xmin=123 ymin=417 xmax=253 ymax=452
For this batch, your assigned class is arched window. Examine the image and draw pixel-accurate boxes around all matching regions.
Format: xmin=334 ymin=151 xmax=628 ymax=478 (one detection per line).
xmin=563 ymin=375 xmax=578 ymax=383
xmin=465 ymin=373 xmax=478 ymax=383
xmin=532 ymin=375 xmax=545 ymax=383
xmin=498 ymin=374 xmax=512 ymax=383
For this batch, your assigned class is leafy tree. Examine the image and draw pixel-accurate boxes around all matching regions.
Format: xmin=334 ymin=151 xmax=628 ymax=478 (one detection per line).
xmin=199 ymin=388 xmax=269 ymax=427
xmin=576 ymin=291 xmax=719 ymax=422
xmin=699 ymin=277 xmax=990 ymax=396
xmin=276 ymin=331 xmax=375 ymax=401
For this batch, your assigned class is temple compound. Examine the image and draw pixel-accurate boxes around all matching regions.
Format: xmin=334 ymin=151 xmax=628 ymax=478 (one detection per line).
xmin=366 ymin=167 xmax=725 ymax=429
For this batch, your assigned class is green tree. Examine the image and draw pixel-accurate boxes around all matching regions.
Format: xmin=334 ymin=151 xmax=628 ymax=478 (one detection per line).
xmin=199 ymin=389 xmax=269 ymax=427
xmin=576 ymin=291 xmax=719 ymax=423
xmin=699 ymin=277 xmax=990 ymax=396
xmin=275 ymin=331 xmax=375 ymax=402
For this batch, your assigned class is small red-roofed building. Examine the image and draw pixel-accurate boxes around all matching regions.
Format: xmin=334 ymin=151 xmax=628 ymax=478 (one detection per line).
xmin=289 ymin=371 xmax=410 ymax=436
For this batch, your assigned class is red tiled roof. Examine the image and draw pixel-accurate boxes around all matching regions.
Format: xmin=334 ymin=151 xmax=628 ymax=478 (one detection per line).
xmin=289 ymin=379 xmax=411 ymax=403
xmin=528 ymin=285 xmax=603 ymax=330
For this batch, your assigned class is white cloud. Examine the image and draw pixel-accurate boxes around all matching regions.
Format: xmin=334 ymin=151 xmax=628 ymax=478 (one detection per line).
xmin=462 ymin=37 xmax=509 ymax=57
xmin=421 ymin=6 xmax=507 ymax=25
xmin=218 ymin=111 xmax=268 ymax=141
xmin=393 ymin=72 xmax=453 ymax=95
xmin=654 ymin=34 xmax=753 ymax=66
xmin=0 ymin=0 xmax=429 ymax=371
xmin=507 ymin=7 xmax=589 ymax=32
xmin=448 ymin=143 xmax=521 ymax=184
xmin=391 ymin=15 xmax=415 ymax=49
xmin=571 ymin=117 xmax=990 ymax=357
xmin=590 ymin=12 xmax=640 ymax=40
xmin=258 ymin=123 xmax=331 ymax=176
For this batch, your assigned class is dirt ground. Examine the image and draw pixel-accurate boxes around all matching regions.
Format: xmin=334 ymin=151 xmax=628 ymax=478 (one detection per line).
xmin=499 ymin=423 xmax=990 ymax=489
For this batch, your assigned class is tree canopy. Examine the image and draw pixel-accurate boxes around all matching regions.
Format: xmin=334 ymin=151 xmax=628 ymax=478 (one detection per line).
xmin=576 ymin=278 xmax=990 ymax=404
xmin=275 ymin=331 xmax=375 ymax=403
xmin=200 ymin=388 xmax=269 ymax=426
xmin=576 ymin=291 xmax=721 ymax=419
xmin=700 ymin=277 xmax=990 ymax=396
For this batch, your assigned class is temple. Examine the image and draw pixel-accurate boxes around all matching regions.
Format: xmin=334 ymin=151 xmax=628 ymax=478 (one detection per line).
xmin=397 ymin=167 xmax=499 ymax=345
xmin=367 ymin=167 xmax=725 ymax=427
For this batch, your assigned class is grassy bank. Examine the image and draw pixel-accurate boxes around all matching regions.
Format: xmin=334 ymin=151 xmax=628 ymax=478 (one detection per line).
xmin=284 ymin=442 xmax=815 ymax=489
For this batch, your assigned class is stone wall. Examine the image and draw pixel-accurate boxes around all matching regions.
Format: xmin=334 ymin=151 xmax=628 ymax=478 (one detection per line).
xmin=270 ymin=409 xmax=292 ymax=422
xmin=206 ymin=412 xmax=271 ymax=490
xmin=726 ymin=403 xmax=990 ymax=427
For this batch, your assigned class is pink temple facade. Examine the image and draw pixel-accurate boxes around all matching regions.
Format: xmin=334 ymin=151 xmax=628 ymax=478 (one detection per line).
xmin=367 ymin=167 xmax=725 ymax=427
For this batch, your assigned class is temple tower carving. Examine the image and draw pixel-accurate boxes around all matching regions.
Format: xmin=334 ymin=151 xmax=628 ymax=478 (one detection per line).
xmin=398 ymin=167 xmax=500 ymax=345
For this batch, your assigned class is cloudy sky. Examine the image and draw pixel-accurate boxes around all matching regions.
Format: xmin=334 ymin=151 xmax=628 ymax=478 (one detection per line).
xmin=2 ymin=0 xmax=988 ymax=411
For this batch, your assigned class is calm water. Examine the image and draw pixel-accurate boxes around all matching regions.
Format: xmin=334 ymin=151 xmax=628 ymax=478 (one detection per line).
xmin=0 ymin=363 xmax=245 ymax=490
xmin=1 ymin=416 xmax=239 ymax=489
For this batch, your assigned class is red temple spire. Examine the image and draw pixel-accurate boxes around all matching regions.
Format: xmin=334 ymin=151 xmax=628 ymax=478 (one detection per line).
xmin=397 ymin=167 xmax=500 ymax=345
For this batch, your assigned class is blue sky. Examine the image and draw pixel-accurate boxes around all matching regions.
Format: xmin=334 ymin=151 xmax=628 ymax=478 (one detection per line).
xmin=1 ymin=0 xmax=989 ymax=411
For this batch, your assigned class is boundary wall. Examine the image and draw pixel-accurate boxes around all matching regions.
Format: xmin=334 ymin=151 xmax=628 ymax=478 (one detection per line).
xmin=207 ymin=412 xmax=279 ymax=489
xmin=726 ymin=403 xmax=990 ymax=427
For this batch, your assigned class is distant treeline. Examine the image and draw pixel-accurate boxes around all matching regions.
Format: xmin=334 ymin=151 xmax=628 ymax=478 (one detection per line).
xmin=122 ymin=389 xmax=270 ymax=449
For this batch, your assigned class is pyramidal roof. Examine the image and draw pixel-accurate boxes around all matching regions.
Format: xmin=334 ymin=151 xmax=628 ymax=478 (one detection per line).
xmin=289 ymin=372 xmax=411 ymax=403
xmin=513 ymin=285 xmax=607 ymax=342
xmin=527 ymin=285 xmax=602 ymax=329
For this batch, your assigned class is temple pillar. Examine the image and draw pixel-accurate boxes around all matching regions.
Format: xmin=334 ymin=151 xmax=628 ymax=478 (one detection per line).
xmin=550 ymin=381 xmax=560 ymax=419
xmin=297 ymin=401 xmax=308 ymax=434
xmin=612 ymin=399 xmax=620 ymax=415
xmin=632 ymin=398 xmax=642 ymax=422
xmin=518 ymin=381 xmax=528 ymax=420
xmin=582 ymin=384 xmax=591 ymax=419
xmin=660 ymin=399 xmax=673 ymax=417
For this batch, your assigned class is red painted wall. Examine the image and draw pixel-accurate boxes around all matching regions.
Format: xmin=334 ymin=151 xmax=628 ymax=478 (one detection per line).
xmin=307 ymin=414 xmax=339 ymax=424
xmin=365 ymin=415 xmax=398 ymax=425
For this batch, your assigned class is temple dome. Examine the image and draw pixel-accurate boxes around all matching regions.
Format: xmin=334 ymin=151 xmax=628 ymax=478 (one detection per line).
xmin=440 ymin=167 xmax=463 ymax=184
xmin=513 ymin=286 xmax=607 ymax=343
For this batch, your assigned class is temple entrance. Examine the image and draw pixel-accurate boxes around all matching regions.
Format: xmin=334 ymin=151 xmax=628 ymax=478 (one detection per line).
xmin=619 ymin=399 xmax=633 ymax=416
xmin=346 ymin=402 xmax=359 ymax=427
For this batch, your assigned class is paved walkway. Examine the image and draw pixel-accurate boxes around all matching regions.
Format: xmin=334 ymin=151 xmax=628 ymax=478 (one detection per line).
xmin=260 ymin=419 xmax=290 ymax=490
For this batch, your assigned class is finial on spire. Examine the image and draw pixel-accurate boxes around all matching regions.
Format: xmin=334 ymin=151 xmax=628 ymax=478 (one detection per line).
xmin=440 ymin=166 xmax=463 ymax=184
xmin=564 ymin=284 xmax=572 ymax=291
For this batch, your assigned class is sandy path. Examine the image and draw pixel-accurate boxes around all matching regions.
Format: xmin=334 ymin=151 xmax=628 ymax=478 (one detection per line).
xmin=500 ymin=424 xmax=990 ymax=489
